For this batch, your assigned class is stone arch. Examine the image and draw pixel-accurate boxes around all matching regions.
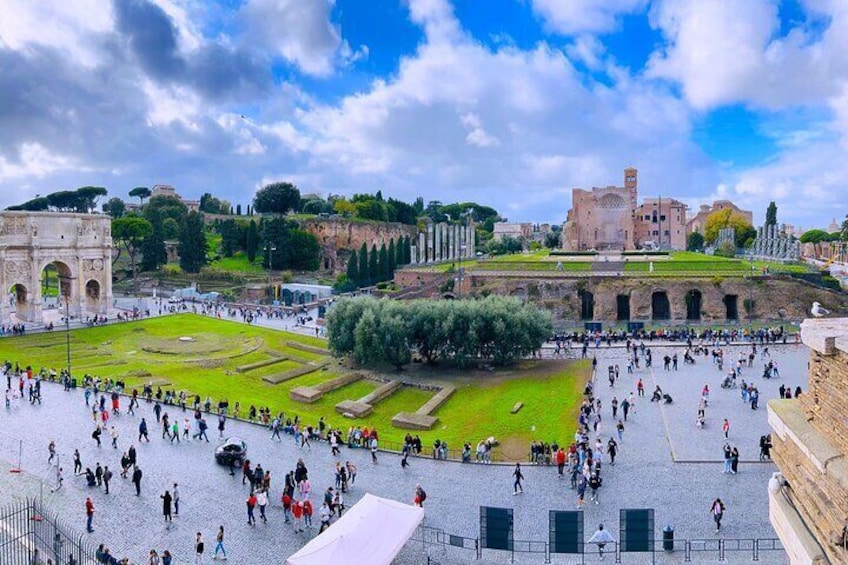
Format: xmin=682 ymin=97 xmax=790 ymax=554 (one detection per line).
xmin=723 ymin=295 xmax=739 ymax=321
xmin=652 ymin=291 xmax=670 ymax=320
xmin=0 ymin=212 xmax=112 ymax=325
xmin=686 ymin=289 xmax=703 ymax=321
xmin=616 ymin=294 xmax=630 ymax=321
xmin=9 ymin=283 xmax=29 ymax=321
xmin=85 ymin=279 xmax=101 ymax=313
xmin=579 ymin=289 xmax=594 ymax=321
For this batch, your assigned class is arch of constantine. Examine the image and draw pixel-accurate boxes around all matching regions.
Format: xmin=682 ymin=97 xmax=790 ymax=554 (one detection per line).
xmin=0 ymin=212 xmax=112 ymax=325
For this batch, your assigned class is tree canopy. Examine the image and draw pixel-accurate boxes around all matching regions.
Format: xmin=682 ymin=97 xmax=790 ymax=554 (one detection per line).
xmin=703 ymin=208 xmax=755 ymax=247
xmin=129 ymin=187 xmax=151 ymax=205
xmin=7 ymin=186 xmax=107 ymax=213
xmin=178 ymin=211 xmax=208 ymax=273
xmin=765 ymin=201 xmax=777 ymax=227
xmin=253 ymin=182 xmax=301 ymax=215
xmin=112 ymin=216 xmax=153 ymax=286
xmin=326 ymin=296 xmax=551 ymax=369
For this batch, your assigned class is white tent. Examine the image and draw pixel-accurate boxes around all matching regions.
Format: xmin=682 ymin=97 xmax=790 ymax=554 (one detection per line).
xmin=285 ymin=493 xmax=424 ymax=565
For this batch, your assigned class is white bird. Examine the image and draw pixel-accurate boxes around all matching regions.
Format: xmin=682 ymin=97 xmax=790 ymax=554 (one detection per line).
xmin=811 ymin=302 xmax=830 ymax=318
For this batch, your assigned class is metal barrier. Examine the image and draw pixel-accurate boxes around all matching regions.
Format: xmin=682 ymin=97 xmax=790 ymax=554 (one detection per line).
xmin=0 ymin=498 xmax=101 ymax=565
xmin=408 ymin=527 xmax=785 ymax=564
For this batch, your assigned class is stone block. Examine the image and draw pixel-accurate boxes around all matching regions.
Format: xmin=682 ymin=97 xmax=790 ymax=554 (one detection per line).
xmin=511 ymin=402 xmax=524 ymax=414
xmin=334 ymin=400 xmax=372 ymax=418
xmin=392 ymin=412 xmax=438 ymax=430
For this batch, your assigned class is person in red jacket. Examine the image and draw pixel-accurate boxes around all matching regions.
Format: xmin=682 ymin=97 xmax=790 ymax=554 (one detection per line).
xmin=85 ymin=497 xmax=95 ymax=533
xmin=246 ymin=493 xmax=257 ymax=526
xmin=302 ymin=499 xmax=313 ymax=529
xmin=282 ymin=493 xmax=292 ymax=523
xmin=292 ymin=500 xmax=304 ymax=533
xmin=555 ymin=448 xmax=566 ymax=479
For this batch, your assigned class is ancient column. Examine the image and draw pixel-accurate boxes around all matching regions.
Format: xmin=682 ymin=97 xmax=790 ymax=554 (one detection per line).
xmin=419 ymin=232 xmax=426 ymax=264
xmin=426 ymin=224 xmax=434 ymax=263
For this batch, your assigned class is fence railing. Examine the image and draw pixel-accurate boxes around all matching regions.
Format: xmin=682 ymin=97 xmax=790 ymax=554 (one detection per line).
xmin=0 ymin=498 xmax=101 ymax=565
xmin=406 ymin=524 xmax=785 ymax=563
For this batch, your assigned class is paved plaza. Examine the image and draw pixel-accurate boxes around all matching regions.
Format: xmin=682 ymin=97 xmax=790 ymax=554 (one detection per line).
xmin=0 ymin=335 xmax=805 ymax=564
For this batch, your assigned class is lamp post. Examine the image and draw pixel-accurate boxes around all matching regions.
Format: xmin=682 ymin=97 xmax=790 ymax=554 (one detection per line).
xmin=58 ymin=275 xmax=74 ymax=377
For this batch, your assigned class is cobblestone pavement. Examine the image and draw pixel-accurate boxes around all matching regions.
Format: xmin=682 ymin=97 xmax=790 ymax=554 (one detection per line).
xmin=0 ymin=341 xmax=802 ymax=564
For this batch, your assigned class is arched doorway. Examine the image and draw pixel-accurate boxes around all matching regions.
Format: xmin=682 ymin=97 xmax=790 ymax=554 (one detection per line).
xmin=579 ymin=290 xmax=594 ymax=321
xmin=616 ymin=295 xmax=630 ymax=321
xmin=724 ymin=295 xmax=739 ymax=321
xmin=85 ymin=280 xmax=101 ymax=313
xmin=686 ymin=289 xmax=702 ymax=321
xmin=9 ymin=284 xmax=28 ymax=321
xmin=652 ymin=291 xmax=670 ymax=320
xmin=40 ymin=261 xmax=74 ymax=323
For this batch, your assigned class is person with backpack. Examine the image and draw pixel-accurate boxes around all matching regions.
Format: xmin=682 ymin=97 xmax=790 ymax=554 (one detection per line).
xmin=710 ymin=498 xmax=726 ymax=532
xmin=194 ymin=532 xmax=204 ymax=565
xmin=414 ymin=484 xmax=426 ymax=507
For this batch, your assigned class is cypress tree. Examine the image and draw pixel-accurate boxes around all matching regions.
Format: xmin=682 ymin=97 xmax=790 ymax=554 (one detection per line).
xmin=388 ymin=238 xmax=396 ymax=276
xmin=358 ymin=243 xmax=369 ymax=286
xmin=395 ymin=236 xmax=405 ymax=266
xmin=346 ymin=254 xmax=359 ymax=289
xmin=246 ymin=219 xmax=258 ymax=262
xmin=369 ymin=243 xmax=379 ymax=284
xmin=178 ymin=211 xmax=208 ymax=273
xmin=378 ymin=243 xmax=389 ymax=282
xmin=236 ymin=204 xmax=242 ymax=216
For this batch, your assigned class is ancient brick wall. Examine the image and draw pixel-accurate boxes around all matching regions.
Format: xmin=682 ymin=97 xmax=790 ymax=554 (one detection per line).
xmin=299 ymin=219 xmax=417 ymax=273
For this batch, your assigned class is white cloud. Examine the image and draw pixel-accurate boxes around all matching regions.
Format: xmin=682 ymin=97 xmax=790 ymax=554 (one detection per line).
xmin=0 ymin=143 xmax=87 ymax=181
xmin=0 ymin=0 xmax=114 ymax=67
xmin=460 ymin=113 xmax=499 ymax=147
xmin=647 ymin=0 xmax=848 ymax=111
xmin=238 ymin=0 xmax=344 ymax=76
xmin=142 ymin=80 xmax=202 ymax=129
xmin=531 ymin=0 xmax=648 ymax=35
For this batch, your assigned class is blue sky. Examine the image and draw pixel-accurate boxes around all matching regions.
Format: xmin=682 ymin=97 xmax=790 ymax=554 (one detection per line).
xmin=1 ymin=0 xmax=847 ymax=230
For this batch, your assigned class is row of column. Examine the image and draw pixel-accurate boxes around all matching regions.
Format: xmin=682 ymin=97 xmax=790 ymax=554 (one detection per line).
xmin=409 ymin=222 xmax=475 ymax=265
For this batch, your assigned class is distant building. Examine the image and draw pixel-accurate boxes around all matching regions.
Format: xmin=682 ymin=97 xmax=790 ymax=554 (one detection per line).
xmin=493 ymin=222 xmax=532 ymax=242
xmin=562 ymin=168 xmax=687 ymax=251
xmin=686 ymin=200 xmax=753 ymax=235
xmin=827 ymin=218 xmax=841 ymax=234
xmin=150 ymin=184 xmax=200 ymax=212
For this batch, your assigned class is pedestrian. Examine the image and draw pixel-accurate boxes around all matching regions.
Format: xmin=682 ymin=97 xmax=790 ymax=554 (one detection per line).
xmin=588 ymin=523 xmax=615 ymax=560
xmin=370 ymin=436 xmax=378 ymax=463
xmin=162 ymin=550 xmax=173 ymax=565
xmin=50 ymin=467 xmax=64 ymax=493
xmin=47 ymin=440 xmax=56 ymax=465
xmin=132 ymin=465 xmax=143 ymax=496
xmin=607 ymin=438 xmax=618 ymax=465
xmin=413 ymin=484 xmax=426 ymax=507
xmin=722 ymin=444 xmax=732 ymax=474
xmin=710 ymin=498 xmax=726 ymax=532
xmin=85 ymin=497 xmax=95 ymax=533
xmin=621 ymin=398 xmax=630 ymax=421
xmin=589 ymin=473 xmax=602 ymax=504
xmin=102 ymin=466 xmax=112 ymax=495
xmin=256 ymin=489 xmax=268 ymax=523
xmin=173 ymin=483 xmax=180 ymax=516
xmin=149 ymin=549 xmax=160 ymax=565
xmin=292 ymin=500 xmax=304 ymax=533
xmin=246 ymin=492 xmax=257 ymax=525
xmin=731 ymin=447 xmax=739 ymax=474
xmin=722 ymin=419 xmax=730 ymax=439
xmin=576 ymin=474 xmax=587 ymax=508
xmin=73 ymin=449 xmax=82 ymax=474
xmin=318 ymin=501 xmax=331 ymax=533
xmin=512 ymin=463 xmax=525 ymax=495
xmin=161 ymin=490 xmax=173 ymax=522
xmin=282 ymin=492 xmax=292 ymax=524
xmin=213 ymin=526 xmax=226 ymax=560
xmin=303 ymin=499 xmax=313 ymax=529
xmin=218 ymin=412 xmax=226 ymax=439
xmin=616 ymin=420 xmax=624 ymax=442
xmin=401 ymin=443 xmax=410 ymax=469
xmin=346 ymin=461 xmax=357 ymax=485
xmin=194 ymin=532 xmax=205 ymax=565
xmin=555 ymin=447 xmax=566 ymax=478
xmin=139 ymin=418 xmax=149 ymax=442
xmin=92 ymin=426 xmax=102 ymax=447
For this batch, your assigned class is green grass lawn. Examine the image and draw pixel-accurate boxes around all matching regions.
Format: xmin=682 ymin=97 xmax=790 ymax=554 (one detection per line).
xmin=210 ymin=252 xmax=266 ymax=274
xmin=487 ymin=249 xmax=552 ymax=262
xmin=623 ymin=252 xmax=813 ymax=274
xmin=473 ymin=261 xmax=592 ymax=272
xmin=0 ymin=315 xmax=590 ymax=458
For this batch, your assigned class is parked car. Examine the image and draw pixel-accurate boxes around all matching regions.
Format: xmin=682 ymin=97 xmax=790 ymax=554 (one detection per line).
xmin=215 ymin=437 xmax=247 ymax=466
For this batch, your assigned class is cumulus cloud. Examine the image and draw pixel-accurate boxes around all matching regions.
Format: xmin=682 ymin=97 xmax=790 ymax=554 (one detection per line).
xmin=532 ymin=0 xmax=648 ymax=35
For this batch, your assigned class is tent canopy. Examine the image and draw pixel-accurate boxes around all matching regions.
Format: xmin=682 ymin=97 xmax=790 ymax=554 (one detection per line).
xmin=286 ymin=493 xmax=424 ymax=565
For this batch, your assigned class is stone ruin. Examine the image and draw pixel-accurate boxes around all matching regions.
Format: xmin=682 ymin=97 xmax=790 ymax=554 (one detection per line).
xmin=409 ymin=221 xmax=476 ymax=265
xmin=748 ymin=224 xmax=800 ymax=262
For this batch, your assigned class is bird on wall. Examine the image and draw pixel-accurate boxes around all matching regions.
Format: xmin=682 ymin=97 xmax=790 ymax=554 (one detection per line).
xmin=811 ymin=302 xmax=830 ymax=318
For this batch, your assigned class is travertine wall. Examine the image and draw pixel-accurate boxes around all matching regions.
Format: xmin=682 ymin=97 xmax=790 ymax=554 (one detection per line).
xmin=299 ymin=218 xmax=417 ymax=273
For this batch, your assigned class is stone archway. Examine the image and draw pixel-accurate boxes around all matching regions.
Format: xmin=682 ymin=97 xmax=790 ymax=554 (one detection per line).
xmin=724 ymin=295 xmax=739 ymax=321
xmin=616 ymin=294 xmax=630 ymax=321
xmin=579 ymin=290 xmax=595 ymax=321
xmin=686 ymin=289 xmax=703 ymax=321
xmin=0 ymin=212 xmax=112 ymax=325
xmin=652 ymin=291 xmax=670 ymax=320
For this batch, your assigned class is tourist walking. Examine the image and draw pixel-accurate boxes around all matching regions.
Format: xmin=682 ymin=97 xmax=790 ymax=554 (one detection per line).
xmin=413 ymin=484 xmax=427 ymax=507
xmin=246 ymin=492 xmax=257 ymax=525
xmin=616 ymin=420 xmax=624 ymax=442
xmin=102 ymin=465 xmax=112 ymax=494
xmin=85 ymin=497 xmax=95 ymax=533
xmin=73 ymin=449 xmax=82 ymax=474
xmin=132 ymin=465 xmax=143 ymax=496
xmin=213 ymin=526 xmax=226 ymax=560
xmin=512 ymin=463 xmax=524 ymax=494
xmin=139 ymin=418 xmax=149 ymax=442
xmin=47 ymin=440 xmax=56 ymax=465
xmin=318 ymin=501 xmax=331 ymax=533
xmin=722 ymin=419 xmax=730 ymax=439
xmin=257 ymin=489 xmax=268 ymax=523
xmin=710 ymin=498 xmax=726 ymax=532
xmin=194 ymin=532 xmax=205 ymax=565
xmin=607 ymin=438 xmax=618 ymax=465
xmin=370 ymin=437 xmax=378 ymax=463
xmin=722 ymin=444 xmax=732 ymax=474
xmin=731 ymin=447 xmax=739 ymax=473
xmin=173 ymin=483 xmax=180 ymax=516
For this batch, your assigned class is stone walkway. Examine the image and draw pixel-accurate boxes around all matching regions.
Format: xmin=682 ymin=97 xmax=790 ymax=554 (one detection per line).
xmin=0 ymin=341 xmax=803 ymax=564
